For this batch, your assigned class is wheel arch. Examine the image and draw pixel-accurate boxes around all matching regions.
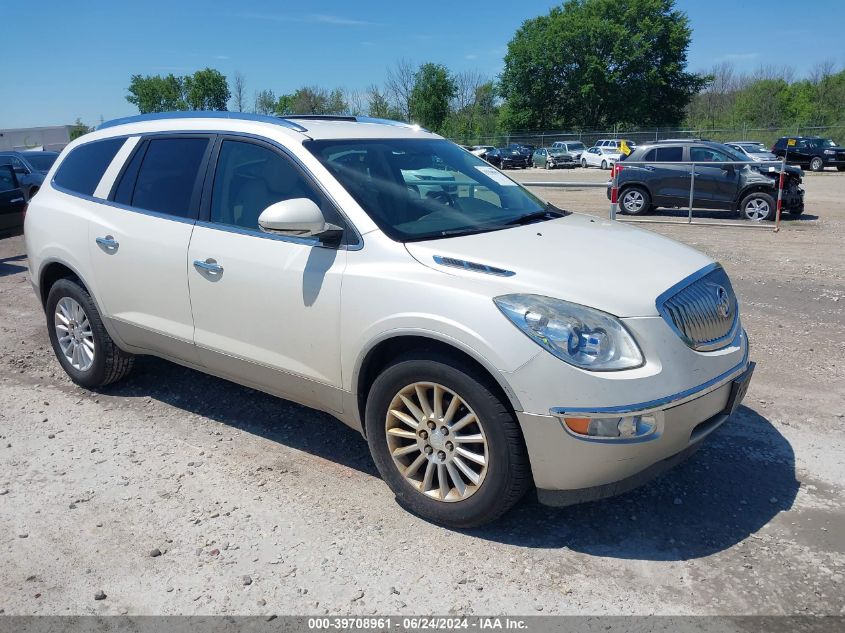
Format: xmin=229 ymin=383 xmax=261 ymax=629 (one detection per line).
xmin=38 ymin=259 xmax=90 ymax=308
xmin=353 ymin=332 xmax=523 ymax=436
xmin=736 ymin=183 xmax=775 ymax=209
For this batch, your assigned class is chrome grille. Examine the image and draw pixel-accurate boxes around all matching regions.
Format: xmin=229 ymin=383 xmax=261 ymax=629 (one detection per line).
xmin=657 ymin=265 xmax=738 ymax=351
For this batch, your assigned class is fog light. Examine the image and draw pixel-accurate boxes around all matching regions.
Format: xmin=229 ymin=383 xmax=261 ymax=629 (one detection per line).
xmin=563 ymin=415 xmax=656 ymax=440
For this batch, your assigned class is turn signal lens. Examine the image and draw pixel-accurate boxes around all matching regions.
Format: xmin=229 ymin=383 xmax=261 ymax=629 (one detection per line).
xmin=563 ymin=415 xmax=657 ymax=440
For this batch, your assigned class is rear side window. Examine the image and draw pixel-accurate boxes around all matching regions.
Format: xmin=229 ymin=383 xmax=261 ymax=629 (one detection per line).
xmin=128 ymin=137 xmax=209 ymax=218
xmin=643 ymin=146 xmax=683 ymax=162
xmin=53 ymin=138 xmax=125 ymax=196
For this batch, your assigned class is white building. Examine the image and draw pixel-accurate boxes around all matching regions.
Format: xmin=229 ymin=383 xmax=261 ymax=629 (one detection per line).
xmin=0 ymin=125 xmax=72 ymax=151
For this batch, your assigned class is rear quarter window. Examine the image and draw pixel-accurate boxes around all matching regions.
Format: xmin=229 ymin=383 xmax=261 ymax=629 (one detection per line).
xmin=53 ymin=137 xmax=125 ymax=196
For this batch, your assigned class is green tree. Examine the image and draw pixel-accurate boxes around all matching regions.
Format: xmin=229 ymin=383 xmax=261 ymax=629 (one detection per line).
xmin=126 ymin=73 xmax=187 ymax=113
xmin=69 ymin=118 xmax=92 ymax=141
xmin=254 ymin=89 xmax=276 ymax=115
xmin=410 ymin=63 xmax=456 ymax=132
xmin=499 ymin=0 xmax=706 ymax=130
xmin=184 ymin=68 xmax=230 ymax=111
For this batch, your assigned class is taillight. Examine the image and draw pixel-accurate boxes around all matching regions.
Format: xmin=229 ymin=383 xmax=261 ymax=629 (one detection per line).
xmin=613 ymin=163 xmax=624 ymax=177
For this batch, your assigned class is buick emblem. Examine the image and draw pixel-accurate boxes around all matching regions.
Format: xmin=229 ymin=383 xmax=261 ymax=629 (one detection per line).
xmin=715 ymin=285 xmax=731 ymax=319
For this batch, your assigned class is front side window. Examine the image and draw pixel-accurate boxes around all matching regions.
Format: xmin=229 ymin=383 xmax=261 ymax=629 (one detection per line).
xmin=690 ymin=146 xmax=732 ymax=162
xmin=210 ymin=140 xmax=327 ymax=230
xmin=130 ymin=137 xmax=209 ymax=218
xmin=53 ymin=137 xmax=125 ymax=196
xmin=306 ymin=138 xmax=553 ymax=242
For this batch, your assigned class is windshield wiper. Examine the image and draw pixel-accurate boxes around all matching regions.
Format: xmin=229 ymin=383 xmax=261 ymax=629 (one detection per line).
xmin=504 ymin=206 xmax=565 ymax=226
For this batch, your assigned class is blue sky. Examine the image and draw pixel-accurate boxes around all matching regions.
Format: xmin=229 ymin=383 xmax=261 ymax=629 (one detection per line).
xmin=3 ymin=0 xmax=844 ymax=128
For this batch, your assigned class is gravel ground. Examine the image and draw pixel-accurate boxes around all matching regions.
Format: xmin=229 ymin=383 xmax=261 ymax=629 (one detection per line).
xmin=0 ymin=167 xmax=843 ymax=616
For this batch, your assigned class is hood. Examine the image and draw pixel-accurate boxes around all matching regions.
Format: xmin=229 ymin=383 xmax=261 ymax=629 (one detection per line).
xmin=404 ymin=213 xmax=713 ymax=317
xmin=749 ymin=162 xmax=803 ymax=179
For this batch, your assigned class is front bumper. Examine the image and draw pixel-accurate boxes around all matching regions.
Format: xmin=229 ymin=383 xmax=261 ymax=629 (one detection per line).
xmin=516 ymin=356 xmax=754 ymax=505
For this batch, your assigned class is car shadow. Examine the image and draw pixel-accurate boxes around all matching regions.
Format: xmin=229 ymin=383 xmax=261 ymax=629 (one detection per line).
xmin=102 ymin=356 xmax=378 ymax=477
xmin=101 ymin=359 xmax=797 ymax=561
xmin=0 ymin=253 xmax=27 ymax=277
xmin=650 ymin=208 xmax=819 ymax=222
xmin=465 ymin=406 xmax=799 ymax=560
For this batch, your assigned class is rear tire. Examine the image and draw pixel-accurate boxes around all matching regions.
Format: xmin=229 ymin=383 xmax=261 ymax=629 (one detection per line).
xmin=809 ymin=156 xmax=824 ymax=172
xmin=619 ymin=186 xmax=651 ymax=215
xmin=837 ymin=166 xmax=845 ymax=172
xmin=740 ymin=191 xmax=776 ymax=221
xmin=46 ymin=279 xmax=134 ymax=388
xmin=365 ymin=353 xmax=531 ymax=528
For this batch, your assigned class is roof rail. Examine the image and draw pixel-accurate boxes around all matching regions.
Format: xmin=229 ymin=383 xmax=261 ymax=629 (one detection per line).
xmin=281 ymin=114 xmax=426 ymax=131
xmin=97 ymin=111 xmax=308 ymax=132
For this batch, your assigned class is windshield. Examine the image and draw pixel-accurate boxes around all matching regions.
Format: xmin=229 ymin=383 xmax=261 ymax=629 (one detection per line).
xmin=306 ymin=139 xmax=554 ymax=242
xmin=719 ymin=144 xmax=751 ymax=161
xmin=740 ymin=143 xmax=768 ymax=153
xmin=23 ymin=153 xmax=58 ymax=171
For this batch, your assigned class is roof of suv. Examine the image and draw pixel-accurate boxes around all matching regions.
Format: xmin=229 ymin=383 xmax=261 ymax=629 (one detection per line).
xmin=96 ymin=111 xmax=439 ymax=141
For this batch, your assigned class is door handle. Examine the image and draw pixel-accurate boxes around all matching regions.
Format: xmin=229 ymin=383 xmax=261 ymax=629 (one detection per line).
xmin=10 ymin=197 xmax=24 ymax=203
xmin=95 ymin=235 xmax=119 ymax=251
xmin=193 ymin=258 xmax=224 ymax=275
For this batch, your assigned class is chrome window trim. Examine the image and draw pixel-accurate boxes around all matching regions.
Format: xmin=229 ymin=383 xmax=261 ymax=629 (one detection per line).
xmin=655 ymin=262 xmax=740 ymax=352
xmin=550 ymin=331 xmax=748 ymax=418
xmin=51 ymin=183 xmax=198 ymax=226
xmin=193 ymin=219 xmax=359 ymax=251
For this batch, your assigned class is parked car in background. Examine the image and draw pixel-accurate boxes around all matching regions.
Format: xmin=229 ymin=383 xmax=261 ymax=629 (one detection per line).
xmin=0 ymin=165 xmax=28 ymax=235
xmin=581 ymin=146 xmax=620 ymax=169
xmin=506 ymin=143 xmax=534 ymax=160
xmin=772 ymin=137 xmax=845 ymax=172
xmin=725 ymin=142 xmax=778 ymax=163
xmin=0 ymin=151 xmax=60 ymax=200
xmin=470 ymin=145 xmax=495 ymax=158
xmin=532 ymin=148 xmax=576 ymax=169
xmin=25 ymin=111 xmax=754 ymax=527
xmin=550 ymin=141 xmax=586 ymax=161
xmin=487 ymin=147 xmax=529 ymax=169
xmin=595 ymin=139 xmax=637 ymax=152
xmin=611 ymin=140 xmax=804 ymax=221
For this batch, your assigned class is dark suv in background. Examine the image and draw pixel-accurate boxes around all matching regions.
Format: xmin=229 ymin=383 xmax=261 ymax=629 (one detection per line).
xmin=772 ymin=137 xmax=845 ymax=172
xmin=610 ymin=140 xmax=804 ymax=221
xmin=0 ymin=151 xmax=60 ymax=200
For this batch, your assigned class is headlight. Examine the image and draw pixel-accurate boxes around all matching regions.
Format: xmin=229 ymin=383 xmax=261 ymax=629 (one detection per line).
xmin=494 ymin=294 xmax=643 ymax=371
xmin=824 ymin=149 xmax=835 ymax=155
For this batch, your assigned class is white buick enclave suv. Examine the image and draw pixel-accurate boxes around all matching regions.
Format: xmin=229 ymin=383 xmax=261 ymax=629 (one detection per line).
xmin=25 ymin=112 xmax=754 ymax=527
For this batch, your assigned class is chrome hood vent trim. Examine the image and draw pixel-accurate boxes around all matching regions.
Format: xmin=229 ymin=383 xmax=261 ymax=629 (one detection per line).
xmin=656 ymin=263 xmax=739 ymax=352
xmin=432 ymin=255 xmax=515 ymax=277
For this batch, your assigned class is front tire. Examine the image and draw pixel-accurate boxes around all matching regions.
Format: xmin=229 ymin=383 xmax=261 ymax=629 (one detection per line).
xmin=365 ymin=354 xmax=531 ymax=528
xmin=46 ymin=279 xmax=134 ymax=388
xmin=601 ymin=160 xmax=608 ymax=170
xmin=581 ymin=158 xmax=587 ymax=168
xmin=740 ymin=191 xmax=776 ymax=221
xmin=809 ymin=156 xmax=824 ymax=172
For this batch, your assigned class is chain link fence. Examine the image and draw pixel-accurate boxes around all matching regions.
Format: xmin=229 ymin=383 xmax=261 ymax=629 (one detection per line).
xmin=454 ymin=125 xmax=845 ymax=150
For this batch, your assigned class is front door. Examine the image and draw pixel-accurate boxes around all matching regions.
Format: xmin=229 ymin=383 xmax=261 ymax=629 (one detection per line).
xmin=187 ymin=137 xmax=347 ymax=412
xmin=88 ymin=135 xmax=213 ymax=361
xmin=688 ymin=146 xmax=740 ymax=209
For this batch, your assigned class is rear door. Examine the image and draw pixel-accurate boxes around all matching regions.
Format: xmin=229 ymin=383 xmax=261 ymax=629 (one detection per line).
xmin=88 ymin=134 xmax=213 ymax=361
xmin=0 ymin=166 xmax=26 ymax=232
xmin=639 ymin=146 xmax=688 ymax=206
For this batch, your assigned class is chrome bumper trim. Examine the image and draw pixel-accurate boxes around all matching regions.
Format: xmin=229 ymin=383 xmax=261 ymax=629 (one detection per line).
xmin=551 ymin=336 xmax=749 ymax=418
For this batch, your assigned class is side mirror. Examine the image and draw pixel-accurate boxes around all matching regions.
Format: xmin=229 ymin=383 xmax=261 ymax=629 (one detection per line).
xmin=257 ymin=198 xmax=343 ymax=245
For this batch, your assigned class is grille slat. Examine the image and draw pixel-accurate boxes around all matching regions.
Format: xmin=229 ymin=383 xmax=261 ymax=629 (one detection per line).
xmin=658 ymin=266 xmax=738 ymax=351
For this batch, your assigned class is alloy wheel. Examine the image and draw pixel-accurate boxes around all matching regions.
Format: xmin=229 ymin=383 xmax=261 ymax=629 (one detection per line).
xmin=622 ymin=190 xmax=645 ymax=213
xmin=54 ymin=296 xmax=95 ymax=371
xmin=744 ymin=198 xmax=770 ymax=221
xmin=384 ymin=382 xmax=488 ymax=502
